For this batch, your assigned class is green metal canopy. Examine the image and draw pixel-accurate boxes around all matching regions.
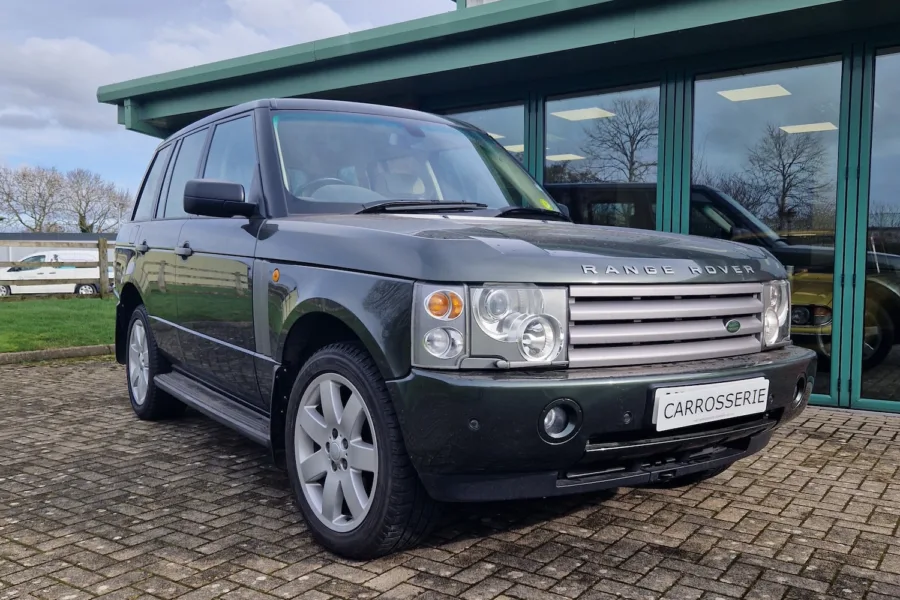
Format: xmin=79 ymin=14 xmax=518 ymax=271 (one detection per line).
xmin=97 ymin=0 xmax=893 ymax=138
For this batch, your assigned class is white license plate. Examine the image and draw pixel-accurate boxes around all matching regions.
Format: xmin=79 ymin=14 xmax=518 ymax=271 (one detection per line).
xmin=652 ymin=377 xmax=770 ymax=432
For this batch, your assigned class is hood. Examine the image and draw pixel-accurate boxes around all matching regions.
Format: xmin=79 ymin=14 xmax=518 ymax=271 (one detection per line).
xmin=256 ymin=213 xmax=786 ymax=284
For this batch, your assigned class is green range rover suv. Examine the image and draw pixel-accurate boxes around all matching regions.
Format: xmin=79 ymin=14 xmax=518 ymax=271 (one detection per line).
xmin=113 ymin=98 xmax=816 ymax=558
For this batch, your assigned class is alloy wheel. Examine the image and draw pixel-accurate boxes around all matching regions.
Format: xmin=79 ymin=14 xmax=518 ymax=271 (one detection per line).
xmin=128 ymin=320 xmax=150 ymax=405
xmin=0 ymin=286 xmax=8 ymax=297
xmin=294 ymin=373 xmax=379 ymax=533
xmin=78 ymin=284 xmax=96 ymax=295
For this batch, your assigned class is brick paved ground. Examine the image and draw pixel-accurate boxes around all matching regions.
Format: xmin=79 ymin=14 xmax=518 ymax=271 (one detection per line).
xmin=1 ymin=359 xmax=900 ymax=600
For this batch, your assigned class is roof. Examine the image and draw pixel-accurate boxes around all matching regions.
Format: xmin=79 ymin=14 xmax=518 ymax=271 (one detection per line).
xmin=97 ymin=0 xmax=892 ymax=138
xmin=163 ymin=98 xmax=462 ymax=142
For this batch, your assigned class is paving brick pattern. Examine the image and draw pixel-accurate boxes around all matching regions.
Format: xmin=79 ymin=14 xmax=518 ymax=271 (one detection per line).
xmin=1 ymin=359 xmax=900 ymax=600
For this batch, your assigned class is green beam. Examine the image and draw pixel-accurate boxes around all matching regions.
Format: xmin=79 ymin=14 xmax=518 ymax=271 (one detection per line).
xmin=122 ymin=99 xmax=169 ymax=138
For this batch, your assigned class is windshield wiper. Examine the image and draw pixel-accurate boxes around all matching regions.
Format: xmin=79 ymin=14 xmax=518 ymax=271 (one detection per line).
xmin=493 ymin=206 xmax=572 ymax=222
xmin=357 ymin=200 xmax=488 ymax=214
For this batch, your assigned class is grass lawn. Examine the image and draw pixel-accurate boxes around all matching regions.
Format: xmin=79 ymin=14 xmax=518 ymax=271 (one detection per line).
xmin=0 ymin=298 xmax=116 ymax=353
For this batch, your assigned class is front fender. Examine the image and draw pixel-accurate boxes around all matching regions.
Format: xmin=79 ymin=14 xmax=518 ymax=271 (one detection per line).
xmin=262 ymin=262 xmax=414 ymax=382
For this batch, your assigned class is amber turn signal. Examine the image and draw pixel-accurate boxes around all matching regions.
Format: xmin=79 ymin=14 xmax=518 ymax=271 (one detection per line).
xmin=425 ymin=291 xmax=463 ymax=320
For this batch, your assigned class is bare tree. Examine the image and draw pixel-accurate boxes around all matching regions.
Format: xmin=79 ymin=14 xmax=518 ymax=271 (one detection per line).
xmin=61 ymin=168 xmax=131 ymax=233
xmin=544 ymin=162 xmax=603 ymax=184
xmin=0 ymin=165 xmax=65 ymax=232
xmin=581 ymin=97 xmax=658 ymax=182
xmin=746 ymin=123 xmax=830 ymax=231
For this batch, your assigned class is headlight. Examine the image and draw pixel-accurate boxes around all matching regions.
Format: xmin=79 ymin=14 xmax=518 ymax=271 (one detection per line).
xmin=762 ymin=280 xmax=791 ymax=348
xmin=411 ymin=282 xmax=568 ymax=369
xmin=791 ymin=305 xmax=832 ymax=326
xmin=470 ymin=285 xmax=567 ymax=366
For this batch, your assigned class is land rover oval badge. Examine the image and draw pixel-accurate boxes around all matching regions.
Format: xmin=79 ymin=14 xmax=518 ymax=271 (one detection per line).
xmin=725 ymin=319 xmax=741 ymax=334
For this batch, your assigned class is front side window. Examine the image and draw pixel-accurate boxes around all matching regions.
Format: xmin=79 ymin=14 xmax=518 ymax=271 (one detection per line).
xmin=271 ymin=110 xmax=557 ymax=214
xmin=160 ymin=130 xmax=208 ymax=219
xmin=132 ymin=145 xmax=173 ymax=222
xmin=9 ymin=255 xmax=45 ymax=273
xmin=204 ymin=116 xmax=256 ymax=195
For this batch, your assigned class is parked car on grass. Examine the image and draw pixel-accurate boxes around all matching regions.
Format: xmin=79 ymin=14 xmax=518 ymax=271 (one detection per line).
xmin=113 ymin=98 xmax=816 ymax=559
xmin=0 ymin=250 xmax=111 ymax=297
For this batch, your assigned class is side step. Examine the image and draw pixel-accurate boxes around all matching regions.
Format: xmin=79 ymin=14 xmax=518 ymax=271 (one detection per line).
xmin=155 ymin=372 xmax=270 ymax=447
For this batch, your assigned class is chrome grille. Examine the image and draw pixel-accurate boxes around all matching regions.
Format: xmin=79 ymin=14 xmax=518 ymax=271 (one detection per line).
xmin=567 ymin=283 xmax=764 ymax=368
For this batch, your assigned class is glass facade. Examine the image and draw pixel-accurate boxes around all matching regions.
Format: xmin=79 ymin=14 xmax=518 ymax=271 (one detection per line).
xmin=861 ymin=50 xmax=900 ymax=402
xmin=435 ymin=42 xmax=900 ymax=412
xmin=691 ymin=61 xmax=842 ymax=392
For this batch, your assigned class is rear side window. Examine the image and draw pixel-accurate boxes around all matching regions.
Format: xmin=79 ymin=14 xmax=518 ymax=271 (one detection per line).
xmin=160 ymin=130 xmax=208 ymax=219
xmin=132 ymin=145 xmax=173 ymax=222
xmin=203 ymin=116 xmax=257 ymax=196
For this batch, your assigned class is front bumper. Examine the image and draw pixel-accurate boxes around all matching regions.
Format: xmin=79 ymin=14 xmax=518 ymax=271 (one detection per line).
xmin=387 ymin=345 xmax=816 ymax=502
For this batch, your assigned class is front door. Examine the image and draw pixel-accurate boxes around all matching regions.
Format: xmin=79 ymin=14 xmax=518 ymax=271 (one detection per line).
xmin=173 ymin=114 xmax=263 ymax=406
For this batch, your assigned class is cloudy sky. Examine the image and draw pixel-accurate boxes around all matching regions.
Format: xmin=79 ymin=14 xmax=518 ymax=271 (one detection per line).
xmin=0 ymin=0 xmax=452 ymax=193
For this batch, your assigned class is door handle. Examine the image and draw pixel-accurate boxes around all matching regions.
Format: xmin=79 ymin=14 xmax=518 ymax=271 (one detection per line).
xmin=174 ymin=242 xmax=193 ymax=258
xmin=135 ymin=241 xmax=149 ymax=254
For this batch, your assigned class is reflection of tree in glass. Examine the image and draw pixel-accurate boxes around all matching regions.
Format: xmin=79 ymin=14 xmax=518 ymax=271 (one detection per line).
xmin=581 ymin=97 xmax=659 ymax=183
xmin=695 ymin=123 xmax=831 ymax=232
xmin=747 ymin=124 xmax=830 ymax=231
xmin=544 ymin=162 xmax=602 ymax=184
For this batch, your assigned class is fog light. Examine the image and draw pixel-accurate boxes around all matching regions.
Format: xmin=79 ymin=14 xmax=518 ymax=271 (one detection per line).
xmin=543 ymin=406 xmax=568 ymax=437
xmin=792 ymin=306 xmax=810 ymax=326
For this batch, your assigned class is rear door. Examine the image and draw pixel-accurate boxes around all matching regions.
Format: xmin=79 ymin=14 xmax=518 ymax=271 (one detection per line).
xmin=144 ymin=127 xmax=211 ymax=364
xmin=173 ymin=114 xmax=263 ymax=406
xmin=121 ymin=142 xmax=185 ymax=360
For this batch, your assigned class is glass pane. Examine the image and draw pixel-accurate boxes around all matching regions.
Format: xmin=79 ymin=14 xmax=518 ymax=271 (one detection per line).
xmin=691 ymin=60 xmax=842 ymax=392
xmin=544 ymin=86 xmax=660 ymax=230
xmin=162 ymin=130 xmax=207 ymax=219
xmin=447 ymin=104 xmax=525 ymax=163
xmin=861 ymin=50 xmax=900 ymax=401
xmin=132 ymin=145 xmax=172 ymax=222
xmin=204 ymin=117 xmax=257 ymax=194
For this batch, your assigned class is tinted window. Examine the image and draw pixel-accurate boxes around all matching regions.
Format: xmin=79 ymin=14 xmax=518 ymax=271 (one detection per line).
xmin=547 ymin=184 xmax=656 ymax=229
xmin=132 ymin=145 xmax=173 ymax=221
xmin=161 ymin=130 xmax=208 ymax=219
xmin=204 ymin=117 xmax=256 ymax=196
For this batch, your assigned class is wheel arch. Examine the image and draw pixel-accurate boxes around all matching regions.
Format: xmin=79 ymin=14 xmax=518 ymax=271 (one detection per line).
xmin=268 ymin=305 xmax=398 ymax=466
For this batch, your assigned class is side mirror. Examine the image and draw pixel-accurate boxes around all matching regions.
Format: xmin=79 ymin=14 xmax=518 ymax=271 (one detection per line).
xmin=184 ymin=179 xmax=256 ymax=219
xmin=557 ymin=203 xmax=571 ymax=220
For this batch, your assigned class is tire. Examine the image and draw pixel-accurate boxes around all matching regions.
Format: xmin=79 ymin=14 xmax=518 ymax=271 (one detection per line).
xmin=125 ymin=305 xmax=184 ymax=420
xmin=642 ymin=465 xmax=730 ymax=489
xmin=0 ymin=285 xmax=9 ymax=297
xmin=861 ymin=306 xmax=894 ymax=371
xmin=285 ymin=342 xmax=438 ymax=559
xmin=75 ymin=283 xmax=98 ymax=296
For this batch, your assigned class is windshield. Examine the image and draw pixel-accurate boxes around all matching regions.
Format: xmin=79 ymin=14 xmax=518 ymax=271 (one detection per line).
xmin=704 ymin=189 xmax=785 ymax=247
xmin=272 ymin=110 xmax=559 ymax=214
